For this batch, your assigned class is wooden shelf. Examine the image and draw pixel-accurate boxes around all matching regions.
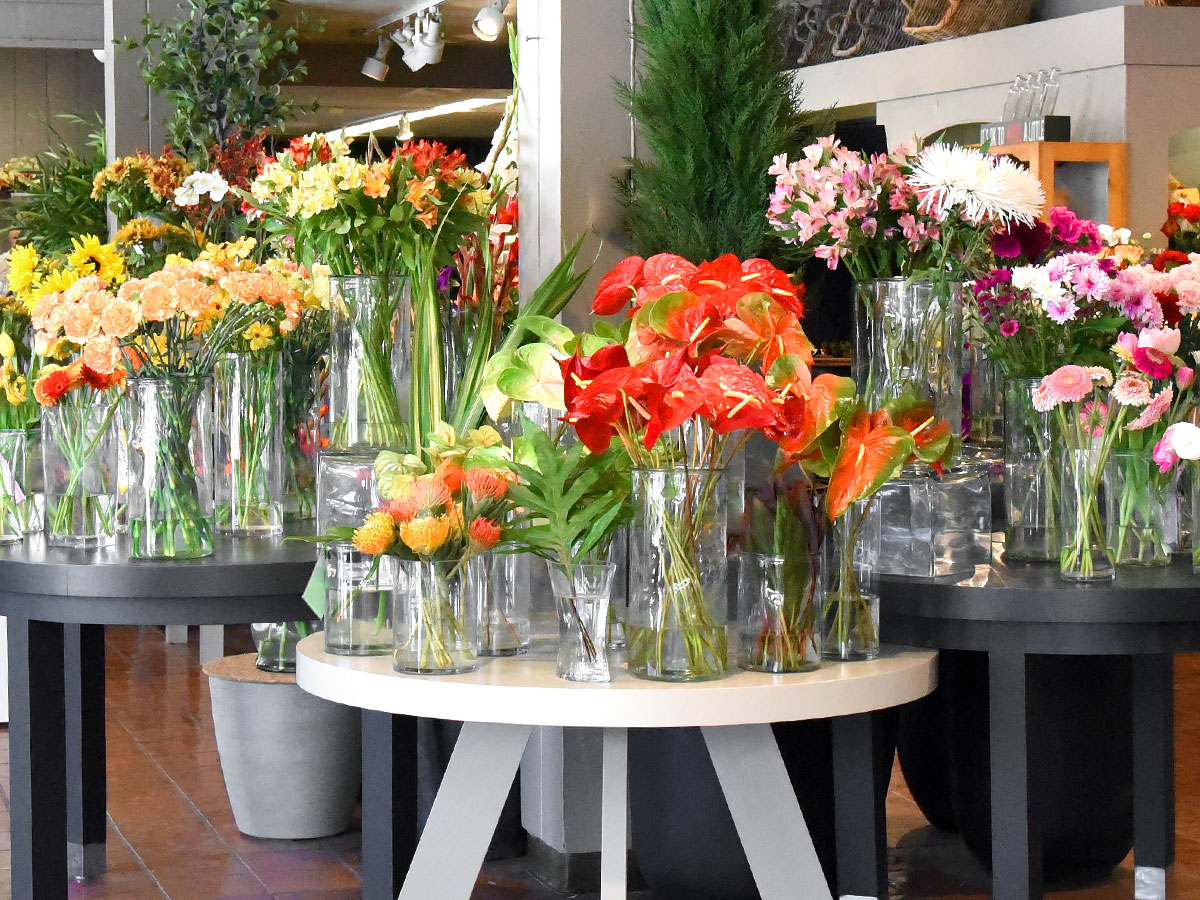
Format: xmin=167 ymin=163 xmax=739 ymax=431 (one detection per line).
xmin=990 ymin=141 xmax=1128 ymax=227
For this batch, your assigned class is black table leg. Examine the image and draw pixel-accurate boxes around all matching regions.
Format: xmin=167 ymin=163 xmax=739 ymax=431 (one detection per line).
xmin=361 ymin=710 xmax=418 ymax=900
xmin=832 ymin=712 xmax=888 ymax=899
xmin=9 ymin=616 xmax=68 ymax=900
xmin=1132 ymin=654 xmax=1174 ymax=899
xmin=65 ymin=623 xmax=107 ymax=880
xmin=989 ymin=650 xmax=1042 ymax=900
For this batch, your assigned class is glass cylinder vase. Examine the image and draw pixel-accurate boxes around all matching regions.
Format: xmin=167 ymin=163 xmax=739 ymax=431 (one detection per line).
xmin=214 ymin=352 xmax=283 ymax=536
xmin=324 ymin=545 xmax=394 ymax=655
xmin=547 ymin=562 xmax=614 ymax=683
xmin=740 ymin=552 xmax=822 ymax=673
xmin=627 ymin=467 xmax=729 ymax=682
xmin=392 ymin=558 xmax=482 ymax=675
xmin=0 ymin=429 xmax=35 ymax=541
xmin=42 ymin=396 xmax=119 ymax=548
xmin=252 ymin=621 xmax=319 ymax=673
xmin=1004 ymin=377 xmax=1061 ymax=562
xmin=282 ymin=346 xmax=325 ymax=522
xmin=1060 ymin=447 xmax=1114 ymax=582
xmin=1106 ymin=451 xmax=1178 ymax=567
xmin=327 ymin=275 xmax=410 ymax=451
xmin=854 ymin=278 xmax=963 ymax=446
xmin=821 ymin=503 xmax=880 ymax=661
xmin=127 ymin=376 xmax=214 ymax=559
xmin=477 ymin=550 xmax=530 ymax=656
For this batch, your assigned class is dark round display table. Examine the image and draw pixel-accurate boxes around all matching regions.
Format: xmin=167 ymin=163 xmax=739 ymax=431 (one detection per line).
xmin=0 ymin=533 xmax=316 ymax=900
xmin=881 ymin=553 xmax=1200 ymax=900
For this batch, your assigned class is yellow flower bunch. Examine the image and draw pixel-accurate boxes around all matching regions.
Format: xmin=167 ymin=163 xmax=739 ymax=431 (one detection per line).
xmin=91 ymin=150 xmax=194 ymax=202
xmin=241 ymin=322 xmax=275 ymax=351
xmin=0 ymin=156 xmax=38 ymax=194
xmin=112 ymin=217 xmax=198 ymax=247
xmin=6 ymin=238 xmax=126 ymax=312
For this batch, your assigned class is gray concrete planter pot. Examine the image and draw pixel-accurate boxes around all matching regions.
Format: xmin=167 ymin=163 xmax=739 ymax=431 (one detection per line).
xmin=205 ymin=653 xmax=361 ymax=839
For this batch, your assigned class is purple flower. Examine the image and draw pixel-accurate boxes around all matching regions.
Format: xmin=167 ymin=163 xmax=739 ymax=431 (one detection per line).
xmin=437 ymin=266 xmax=455 ymax=294
xmin=1000 ymin=319 xmax=1020 ymax=337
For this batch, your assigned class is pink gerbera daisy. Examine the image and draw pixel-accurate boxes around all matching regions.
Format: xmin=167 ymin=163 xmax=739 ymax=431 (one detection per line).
xmin=1132 ymin=347 xmax=1175 ymax=380
xmin=1080 ymin=400 xmax=1109 ymax=438
xmin=1041 ymin=365 xmax=1094 ymax=406
xmin=1000 ymin=319 xmax=1020 ymax=337
xmin=1126 ymin=386 xmax=1175 ymax=431
xmin=1111 ymin=374 xmax=1151 ymax=407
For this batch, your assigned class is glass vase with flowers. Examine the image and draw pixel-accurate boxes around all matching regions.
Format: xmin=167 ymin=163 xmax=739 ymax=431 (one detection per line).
xmin=0 ymin=293 xmax=42 ymax=539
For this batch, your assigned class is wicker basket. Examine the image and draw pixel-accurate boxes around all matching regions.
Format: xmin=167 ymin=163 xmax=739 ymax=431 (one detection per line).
xmin=901 ymin=0 xmax=1034 ymax=42
xmin=1145 ymin=0 xmax=1200 ymax=7
xmin=782 ymin=0 xmax=916 ymax=67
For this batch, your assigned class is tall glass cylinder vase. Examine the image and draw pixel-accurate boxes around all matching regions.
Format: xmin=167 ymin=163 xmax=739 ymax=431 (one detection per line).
xmin=1004 ymin=377 xmax=1060 ymax=562
xmin=127 ymin=376 xmax=213 ymax=559
xmin=547 ymin=562 xmax=614 ymax=683
xmin=969 ymin=345 xmax=1003 ymax=451
xmin=42 ymin=395 xmax=119 ymax=548
xmin=24 ymin=425 xmax=44 ymax=534
xmin=740 ymin=552 xmax=822 ymax=673
xmin=627 ymin=467 xmax=729 ymax=682
xmin=283 ymin=347 xmax=325 ymax=522
xmin=477 ymin=550 xmax=530 ymax=656
xmin=1106 ymin=451 xmax=1177 ymax=567
xmin=392 ymin=558 xmax=482 ymax=675
xmin=1060 ymin=447 xmax=1114 ymax=582
xmin=854 ymin=278 xmax=963 ymax=447
xmin=214 ymin=352 xmax=283 ymax=536
xmin=821 ymin=502 xmax=880 ymax=661
xmin=327 ymin=276 xmax=410 ymax=451
xmin=0 ymin=429 xmax=36 ymax=541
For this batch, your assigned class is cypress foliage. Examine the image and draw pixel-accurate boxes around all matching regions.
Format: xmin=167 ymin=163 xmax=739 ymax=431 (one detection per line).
xmin=618 ymin=0 xmax=803 ymax=261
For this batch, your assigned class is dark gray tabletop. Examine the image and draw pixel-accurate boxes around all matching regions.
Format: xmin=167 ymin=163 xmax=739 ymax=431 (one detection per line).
xmin=879 ymin=547 xmax=1200 ymax=655
xmin=0 ymin=532 xmax=318 ymax=625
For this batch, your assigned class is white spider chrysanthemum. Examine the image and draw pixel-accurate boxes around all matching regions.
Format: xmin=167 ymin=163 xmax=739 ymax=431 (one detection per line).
xmin=908 ymin=144 xmax=1044 ymax=227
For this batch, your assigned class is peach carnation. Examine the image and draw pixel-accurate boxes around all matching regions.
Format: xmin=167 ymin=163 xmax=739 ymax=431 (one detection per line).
xmin=139 ymin=280 xmax=176 ymax=322
xmin=63 ymin=304 xmax=101 ymax=344
xmin=82 ymin=334 xmax=122 ymax=375
xmin=100 ymin=299 xmax=141 ymax=339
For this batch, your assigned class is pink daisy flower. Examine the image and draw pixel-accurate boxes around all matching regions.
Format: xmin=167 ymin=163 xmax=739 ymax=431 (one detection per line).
xmin=1111 ymin=374 xmax=1151 ymax=407
xmin=1000 ymin=319 xmax=1020 ymax=337
xmin=1133 ymin=347 xmax=1175 ymax=380
xmin=1041 ymin=365 xmax=1094 ymax=406
xmin=1126 ymin=386 xmax=1175 ymax=431
xmin=1031 ymin=381 xmax=1056 ymax=413
xmin=1080 ymin=400 xmax=1108 ymax=438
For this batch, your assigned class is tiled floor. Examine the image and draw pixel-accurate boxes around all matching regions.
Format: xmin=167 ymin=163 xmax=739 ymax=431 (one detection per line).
xmin=0 ymin=628 xmax=1196 ymax=899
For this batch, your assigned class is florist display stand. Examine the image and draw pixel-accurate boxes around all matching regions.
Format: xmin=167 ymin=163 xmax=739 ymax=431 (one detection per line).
xmin=880 ymin=554 xmax=1200 ymax=900
xmin=296 ymin=634 xmax=938 ymax=900
xmin=0 ymin=534 xmax=314 ymax=900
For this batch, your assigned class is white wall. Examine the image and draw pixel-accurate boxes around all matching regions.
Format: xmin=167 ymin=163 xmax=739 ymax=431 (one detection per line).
xmin=0 ymin=48 xmax=105 ymax=161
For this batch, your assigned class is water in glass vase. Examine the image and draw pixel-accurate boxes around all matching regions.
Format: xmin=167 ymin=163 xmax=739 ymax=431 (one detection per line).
xmin=323 ymin=546 xmax=393 ymax=655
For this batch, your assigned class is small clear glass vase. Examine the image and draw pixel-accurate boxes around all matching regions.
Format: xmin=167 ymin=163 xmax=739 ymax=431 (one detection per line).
xmin=42 ymin=395 xmax=119 ymax=548
xmin=328 ymin=275 xmax=410 ymax=451
xmin=547 ymin=562 xmax=615 ymax=683
xmin=0 ymin=429 xmax=36 ymax=541
xmin=1004 ymin=377 xmax=1061 ymax=562
xmin=252 ymin=621 xmax=319 ymax=673
xmin=1106 ymin=451 xmax=1177 ymax=567
xmin=821 ymin=503 xmax=880 ymax=661
xmin=740 ymin=552 xmax=822 ymax=673
xmin=627 ymin=466 xmax=729 ymax=682
xmin=282 ymin=346 xmax=325 ymax=522
xmin=477 ymin=550 xmax=530 ymax=656
xmin=214 ymin=352 xmax=283 ymax=536
xmin=127 ymin=376 xmax=214 ymax=559
xmin=324 ymin=547 xmax=394 ymax=655
xmin=1060 ymin=447 xmax=1114 ymax=582
xmin=392 ymin=559 xmax=482 ymax=675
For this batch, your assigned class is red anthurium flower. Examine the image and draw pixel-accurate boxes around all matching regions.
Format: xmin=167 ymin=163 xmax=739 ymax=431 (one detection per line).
xmin=775 ymin=373 xmax=855 ymax=456
xmin=560 ymin=344 xmax=630 ymax=410
xmin=593 ymin=256 xmax=645 ymax=315
xmin=643 ymin=253 xmax=698 ymax=289
xmin=647 ymin=290 xmax=722 ymax=347
xmin=878 ymin=400 xmax=952 ymax=473
xmin=697 ymin=358 xmax=780 ymax=434
xmin=826 ymin=409 xmax=916 ymax=520
xmin=642 ymin=359 xmax=706 ymax=448
xmin=740 ymin=259 xmax=806 ymax=319
xmin=566 ymin=365 xmax=650 ymax=453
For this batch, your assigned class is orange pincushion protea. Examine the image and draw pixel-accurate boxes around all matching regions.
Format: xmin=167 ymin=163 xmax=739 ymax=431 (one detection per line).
xmin=398 ymin=515 xmax=452 ymax=556
xmin=468 ymin=517 xmax=502 ymax=550
xmin=353 ymin=512 xmax=396 ymax=555
xmin=465 ymin=468 xmax=508 ymax=502
xmin=403 ymin=475 xmax=453 ymax=513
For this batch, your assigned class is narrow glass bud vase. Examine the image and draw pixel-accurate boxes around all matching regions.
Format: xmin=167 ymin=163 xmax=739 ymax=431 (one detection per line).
xmin=215 ymin=352 xmax=284 ymax=536
xmin=548 ymin=562 xmax=615 ymax=683
xmin=392 ymin=559 xmax=482 ymax=675
xmin=821 ymin=503 xmax=880 ymax=661
xmin=1060 ymin=447 xmax=1114 ymax=582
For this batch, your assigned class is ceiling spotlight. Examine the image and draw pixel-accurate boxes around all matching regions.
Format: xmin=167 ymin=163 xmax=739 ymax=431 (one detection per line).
xmin=401 ymin=17 xmax=426 ymax=71
xmin=473 ymin=0 xmax=505 ymax=41
xmin=361 ymin=33 xmax=391 ymax=81
xmin=412 ymin=11 xmax=445 ymax=67
xmin=397 ymin=114 xmax=414 ymax=142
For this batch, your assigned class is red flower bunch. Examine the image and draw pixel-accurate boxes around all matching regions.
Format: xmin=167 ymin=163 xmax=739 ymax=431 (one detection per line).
xmin=564 ymin=254 xmax=815 ymax=459
xmin=33 ymin=359 xmax=126 ymax=407
xmin=399 ymin=140 xmax=469 ymax=181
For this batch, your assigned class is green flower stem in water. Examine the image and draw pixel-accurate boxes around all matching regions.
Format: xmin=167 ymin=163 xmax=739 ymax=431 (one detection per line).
xmin=825 ymin=504 xmax=878 ymax=657
xmin=47 ymin=399 xmax=118 ymax=540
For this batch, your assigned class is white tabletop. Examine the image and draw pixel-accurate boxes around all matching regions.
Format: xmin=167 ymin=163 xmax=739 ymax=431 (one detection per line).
xmin=296 ymin=634 xmax=937 ymax=728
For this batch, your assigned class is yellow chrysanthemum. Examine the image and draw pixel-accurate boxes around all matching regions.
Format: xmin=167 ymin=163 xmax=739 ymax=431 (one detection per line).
xmin=6 ymin=244 xmax=39 ymax=295
xmin=398 ymin=515 xmax=451 ymax=557
xmin=353 ymin=512 xmax=396 ymax=555
xmin=67 ymin=235 xmax=125 ymax=285
xmin=242 ymin=322 xmax=275 ymax=352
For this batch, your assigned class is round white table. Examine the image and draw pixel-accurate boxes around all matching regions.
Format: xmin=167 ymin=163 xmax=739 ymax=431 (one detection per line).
xmin=297 ymin=635 xmax=938 ymax=900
